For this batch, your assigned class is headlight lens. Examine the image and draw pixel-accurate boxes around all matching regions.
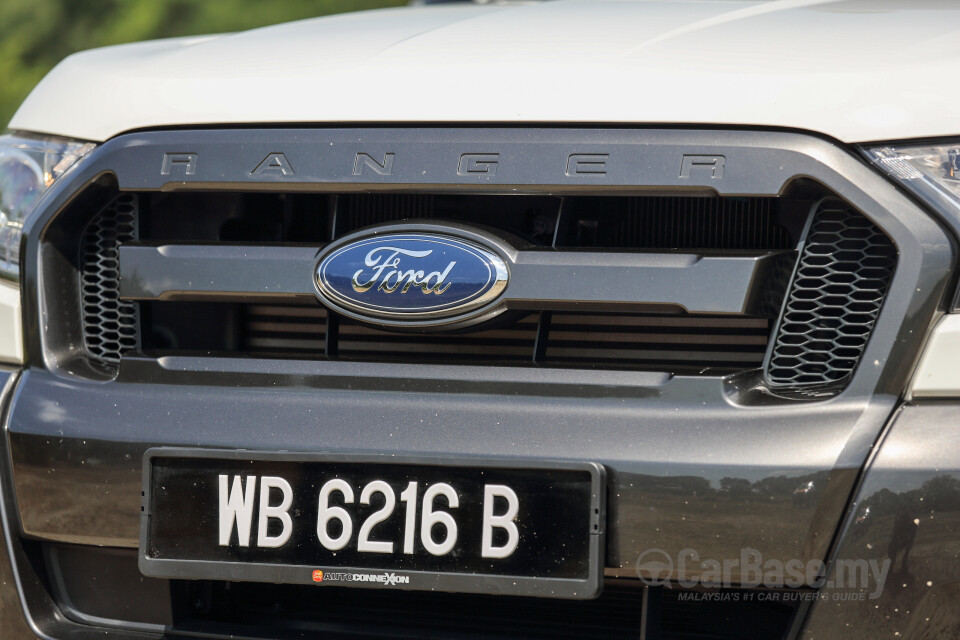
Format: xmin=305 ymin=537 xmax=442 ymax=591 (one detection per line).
xmin=0 ymin=134 xmax=95 ymax=281
xmin=865 ymin=142 xmax=960 ymax=223
xmin=866 ymin=141 xmax=960 ymax=398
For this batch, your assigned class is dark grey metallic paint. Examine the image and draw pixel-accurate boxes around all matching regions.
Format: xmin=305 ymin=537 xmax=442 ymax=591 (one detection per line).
xmin=0 ymin=368 xmax=170 ymax=638
xmin=803 ymin=404 xmax=960 ymax=639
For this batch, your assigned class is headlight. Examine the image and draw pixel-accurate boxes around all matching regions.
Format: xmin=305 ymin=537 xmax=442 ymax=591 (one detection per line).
xmin=865 ymin=142 xmax=960 ymax=398
xmin=0 ymin=134 xmax=95 ymax=281
xmin=0 ymin=133 xmax=95 ymax=365
xmin=865 ymin=142 xmax=960 ymax=230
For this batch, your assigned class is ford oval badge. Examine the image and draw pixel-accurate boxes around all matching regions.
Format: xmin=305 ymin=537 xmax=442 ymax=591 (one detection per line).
xmin=315 ymin=231 xmax=509 ymax=325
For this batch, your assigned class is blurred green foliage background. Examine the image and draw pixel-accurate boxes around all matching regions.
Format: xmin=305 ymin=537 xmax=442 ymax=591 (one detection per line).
xmin=0 ymin=0 xmax=404 ymax=128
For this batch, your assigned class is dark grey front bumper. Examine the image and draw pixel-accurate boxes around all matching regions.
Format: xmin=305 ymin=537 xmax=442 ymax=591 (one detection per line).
xmin=0 ymin=360 xmax=901 ymax=578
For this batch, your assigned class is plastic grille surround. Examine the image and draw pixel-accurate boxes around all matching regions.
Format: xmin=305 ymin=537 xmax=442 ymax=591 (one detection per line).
xmin=79 ymin=194 xmax=139 ymax=364
xmin=766 ymin=198 xmax=897 ymax=391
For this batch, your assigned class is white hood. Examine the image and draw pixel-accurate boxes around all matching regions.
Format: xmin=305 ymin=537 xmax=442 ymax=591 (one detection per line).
xmin=10 ymin=0 xmax=960 ymax=143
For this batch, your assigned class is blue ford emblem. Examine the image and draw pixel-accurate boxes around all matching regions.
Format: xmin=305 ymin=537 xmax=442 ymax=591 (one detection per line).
xmin=315 ymin=231 xmax=509 ymax=324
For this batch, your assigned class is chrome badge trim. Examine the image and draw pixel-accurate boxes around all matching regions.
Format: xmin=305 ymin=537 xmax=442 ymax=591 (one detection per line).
xmin=315 ymin=229 xmax=509 ymax=327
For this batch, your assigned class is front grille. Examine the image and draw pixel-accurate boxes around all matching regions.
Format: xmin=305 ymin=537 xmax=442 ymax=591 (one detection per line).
xmin=766 ymin=198 xmax=897 ymax=392
xmin=117 ymin=190 xmax=803 ymax=377
xmin=67 ymin=184 xmax=898 ymax=395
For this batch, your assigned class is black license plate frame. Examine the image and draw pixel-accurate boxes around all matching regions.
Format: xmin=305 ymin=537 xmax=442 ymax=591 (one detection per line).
xmin=139 ymin=448 xmax=605 ymax=599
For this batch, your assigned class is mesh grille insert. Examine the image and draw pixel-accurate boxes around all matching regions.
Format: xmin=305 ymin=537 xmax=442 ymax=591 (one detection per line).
xmin=80 ymin=194 xmax=139 ymax=364
xmin=766 ymin=198 xmax=897 ymax=390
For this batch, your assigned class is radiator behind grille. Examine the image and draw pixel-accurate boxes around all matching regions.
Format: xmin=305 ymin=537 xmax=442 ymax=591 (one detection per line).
xmin=559 ymin=196 xmax=791 ymax=250
xmin=623 ymin=196 xmax=789 ymax=250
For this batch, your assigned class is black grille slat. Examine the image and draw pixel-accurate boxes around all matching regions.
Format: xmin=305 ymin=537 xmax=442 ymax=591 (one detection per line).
xmin=80 ymin=194 xmax=139 ymax=364
xmin=766 ymin=199 xmax=897 ymax=391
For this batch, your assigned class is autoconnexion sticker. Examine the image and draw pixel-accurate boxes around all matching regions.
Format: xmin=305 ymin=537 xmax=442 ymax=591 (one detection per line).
xmin=313 ymin=569 xmax=410 ymax=586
